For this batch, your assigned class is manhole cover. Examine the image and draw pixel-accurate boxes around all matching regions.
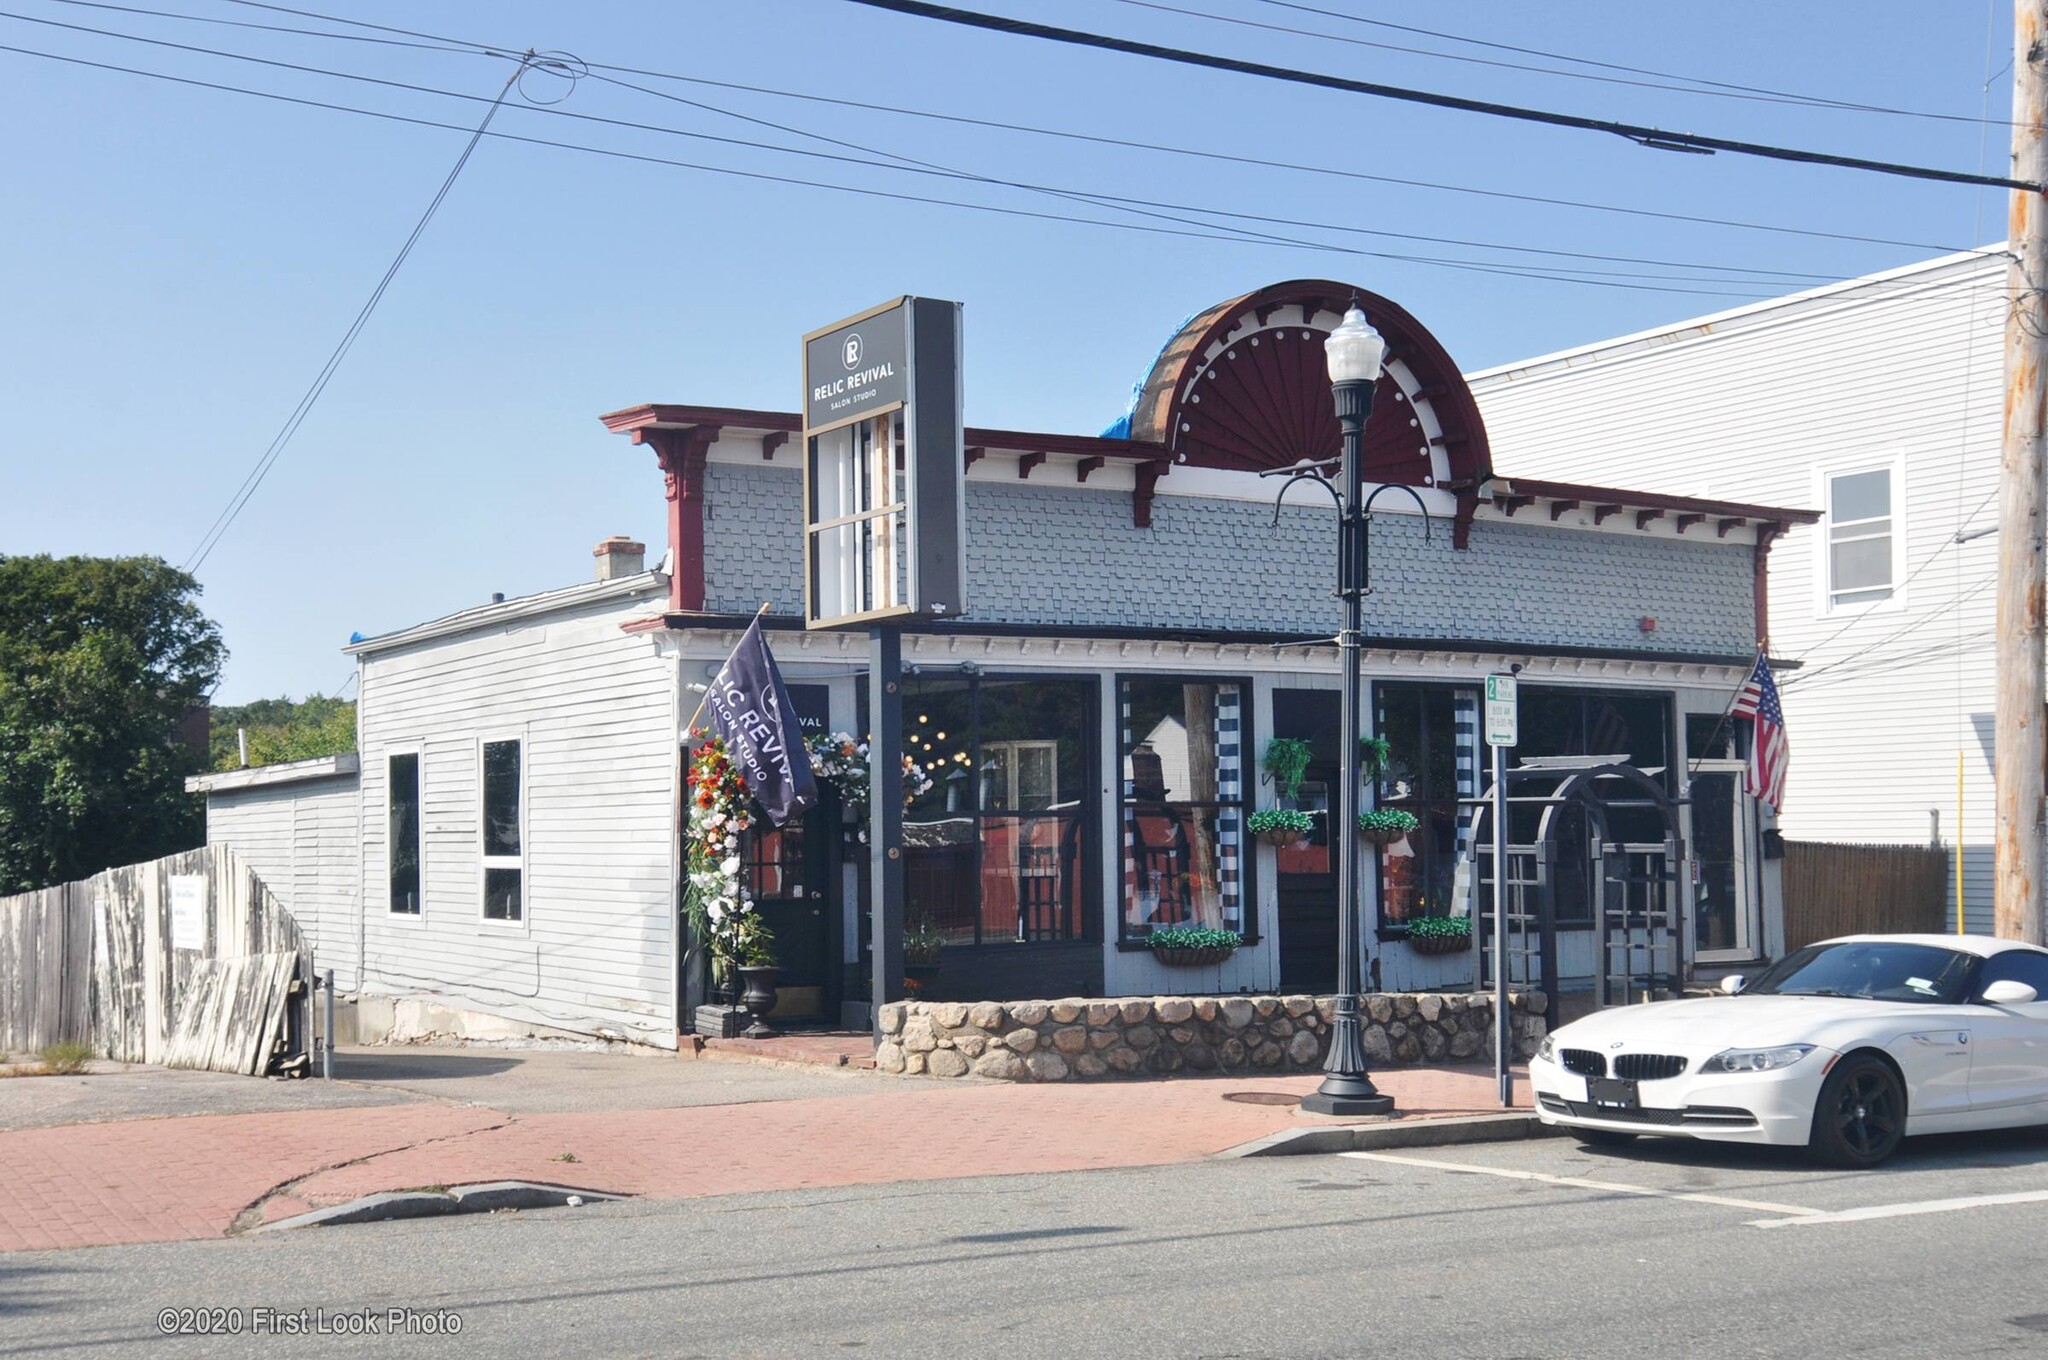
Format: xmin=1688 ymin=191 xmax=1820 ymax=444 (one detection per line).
xmin=1222 ymin=1092 xmax=1301 ymax=1106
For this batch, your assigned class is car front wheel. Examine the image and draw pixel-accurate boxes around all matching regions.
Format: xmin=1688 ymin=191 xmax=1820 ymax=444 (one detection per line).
xmin=1807 ymin=1053 xmax=1905 ymax=1168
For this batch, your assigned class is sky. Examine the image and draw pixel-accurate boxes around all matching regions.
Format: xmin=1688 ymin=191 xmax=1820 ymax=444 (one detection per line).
xmin=0 ymin=0 xmax=2018 ymax=703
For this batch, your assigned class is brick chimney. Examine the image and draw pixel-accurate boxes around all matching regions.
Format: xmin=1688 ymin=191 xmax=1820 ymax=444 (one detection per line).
xmin=593 ymin=535 xmax=646 ymax=581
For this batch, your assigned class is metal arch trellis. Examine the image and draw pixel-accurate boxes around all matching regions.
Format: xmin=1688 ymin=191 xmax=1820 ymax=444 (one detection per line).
xmin=1461 ymin=760 xmax=1690 ymax=1018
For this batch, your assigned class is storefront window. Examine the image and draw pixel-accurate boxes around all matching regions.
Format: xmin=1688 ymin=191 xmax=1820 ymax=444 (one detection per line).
xmin=1120 ymin=677 xmax=1250 ymax=938
xmin=902 ymin=677 xmax=1094 ymax=947
xmin=1374 ymin=684 xmax=1480 ymax=927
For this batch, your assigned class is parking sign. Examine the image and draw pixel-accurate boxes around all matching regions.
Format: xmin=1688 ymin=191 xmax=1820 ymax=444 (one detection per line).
xmin=1485 ymin=674 xmax=1518 ymax=747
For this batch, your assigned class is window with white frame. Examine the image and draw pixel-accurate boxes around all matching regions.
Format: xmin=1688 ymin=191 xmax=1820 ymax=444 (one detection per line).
xmin=1826 ymin=467 xmax=1896 ymax=608
xmin=480 ymin=739 xmax=523 ymax=922
xmin=388 ymin=752 xmax=421 ymax=915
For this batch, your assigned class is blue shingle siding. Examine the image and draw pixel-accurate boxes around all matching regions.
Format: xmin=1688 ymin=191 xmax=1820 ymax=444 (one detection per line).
xmin=701 ymin=464 xmax=1754 ymax=655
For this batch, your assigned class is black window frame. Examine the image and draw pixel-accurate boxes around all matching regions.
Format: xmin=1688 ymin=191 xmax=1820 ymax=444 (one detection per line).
xmin=387 ymin=751 xmax=422 ymax=916
xmin=1116 ymin=673 xmax=1256 ymax=945
xmin=480 ymin=737 xmax=524 ymax=924
xmin=900 ymin=671 xmax=1101 ymax=949
xmin=1371 ymin=680 xmax=1479 ymax=939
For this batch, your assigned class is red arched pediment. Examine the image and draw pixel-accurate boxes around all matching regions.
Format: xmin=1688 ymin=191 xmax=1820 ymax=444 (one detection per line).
xmin=1124 ymin=280 xmax=1491 ymax=489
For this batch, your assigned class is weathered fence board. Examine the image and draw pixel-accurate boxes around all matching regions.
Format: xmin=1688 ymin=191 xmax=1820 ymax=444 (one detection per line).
xmin=1780 ymin=841 xmax=1951 ymax=952
xmin=0 ymin=846 xmax=310 ymax=1074
xmin=165 ymin=951 xmax=299 ymax=1075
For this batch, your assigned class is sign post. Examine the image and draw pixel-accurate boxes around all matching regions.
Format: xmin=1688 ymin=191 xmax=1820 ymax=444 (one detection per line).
xmin=1485 ymin=673 xmax=1518 ymax=1108
xmin=801 ymin=297 xmax=965 ymax=1038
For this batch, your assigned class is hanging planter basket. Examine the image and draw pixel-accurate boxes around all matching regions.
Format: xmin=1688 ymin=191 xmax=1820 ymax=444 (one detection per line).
xmin=1357 ymin=811 xmax=1420 ymax=847
xmin=1257 ymin=827 xmax=1301 ymax=848
xmin=1153 ymin=946 xmax=1237 ymax=968
xmin=1407 ymin=931 xmax=1472 ymax=956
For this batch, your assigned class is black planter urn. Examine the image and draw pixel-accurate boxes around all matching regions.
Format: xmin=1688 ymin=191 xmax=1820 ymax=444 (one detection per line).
xmin=738 ymin=965 xmax=780 ymax=1037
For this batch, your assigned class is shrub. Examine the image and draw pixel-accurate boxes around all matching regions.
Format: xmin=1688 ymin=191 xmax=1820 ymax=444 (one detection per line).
xmin=1357 ymin=808 xmax=1421 ymax=836
xmin=39 ymin=1041 xmax=92 ymax=1074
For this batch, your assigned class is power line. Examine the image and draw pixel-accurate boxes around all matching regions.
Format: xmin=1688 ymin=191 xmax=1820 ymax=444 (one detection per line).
xmin=63 ymin=0 xmax=1986 ymax=254
xmin=838 ymin=0 xmax=2046 ymax=193
xmin=1251 ymin=0 xmax=2017 ymax=128
xmin=0 ymin=18 xmax=1837 ymax=296
xmin=0 ymin=37 xmax=1795 ymax=301
xmin=182 ymin=56 xmax=529 ymax=572
xmin=3 ymin=6 xmax=1858 ymax=286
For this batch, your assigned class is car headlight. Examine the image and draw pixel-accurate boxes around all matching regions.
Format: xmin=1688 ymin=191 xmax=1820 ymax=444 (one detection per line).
xmin=1534 ymin=1034 xmax=1557 ymax=1063
xmin=1701 ymin=1044 xmax=1815 ymax=1074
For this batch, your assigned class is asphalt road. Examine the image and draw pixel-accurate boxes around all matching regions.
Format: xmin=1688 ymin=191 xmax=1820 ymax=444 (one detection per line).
xmin=7 ymin=1128 xmax=2048 ymax=1358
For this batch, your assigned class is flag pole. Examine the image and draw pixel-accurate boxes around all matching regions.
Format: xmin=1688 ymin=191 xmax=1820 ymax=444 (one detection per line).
xmin=1686 ymin=649 xmax=1762 ymax=779
xmin=681 ymin=603 xmax=774 ymax=739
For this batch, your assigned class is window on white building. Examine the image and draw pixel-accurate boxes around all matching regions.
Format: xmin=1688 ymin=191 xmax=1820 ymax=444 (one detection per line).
xmin=1826 ymin=467 xmax=1895 ymax=608
xmin=480 ymin=738 xmax=523 ymax=922
xmin=388 ymin=752 xmax=421 ymax=915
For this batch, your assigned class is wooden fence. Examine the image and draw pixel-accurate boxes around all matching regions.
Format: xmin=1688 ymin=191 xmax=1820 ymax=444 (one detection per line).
xmin=1780 ymin=840 xmax=1951 ymax=952
xmin=0 ymin=845 xmax=311 ymax=1075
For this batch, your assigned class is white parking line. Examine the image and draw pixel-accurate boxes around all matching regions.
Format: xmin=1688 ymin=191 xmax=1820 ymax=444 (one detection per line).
xmin=1339 ymin=1151 xmax=1824 ymax=1218
xmin=1748 ymin=1189 xmax=2048 ymax=1229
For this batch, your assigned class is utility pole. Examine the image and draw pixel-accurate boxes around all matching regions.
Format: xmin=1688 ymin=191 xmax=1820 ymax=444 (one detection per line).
xmin=1997 ymin=0 xmax=2048 ymax=944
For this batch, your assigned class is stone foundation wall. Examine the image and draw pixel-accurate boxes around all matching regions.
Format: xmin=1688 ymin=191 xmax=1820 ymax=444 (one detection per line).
xmin=874 ymin=991 xmax=1548 ymax=1081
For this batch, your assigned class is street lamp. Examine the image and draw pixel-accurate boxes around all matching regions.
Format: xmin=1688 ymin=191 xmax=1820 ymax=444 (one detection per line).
xmin=1300 ymin=301 xmax=1396 ymax=1116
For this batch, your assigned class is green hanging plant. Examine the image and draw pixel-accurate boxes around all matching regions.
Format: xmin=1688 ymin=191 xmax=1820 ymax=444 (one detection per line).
xmin=1359 ymin=734 xmax=1393 ymax=782
xmin=1261 ymin=737 xmax=1315 ymax=800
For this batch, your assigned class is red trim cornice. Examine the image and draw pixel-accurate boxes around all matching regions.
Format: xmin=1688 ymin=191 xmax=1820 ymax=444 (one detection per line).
xmin=634 ymin=424 xmax=719 ymax=613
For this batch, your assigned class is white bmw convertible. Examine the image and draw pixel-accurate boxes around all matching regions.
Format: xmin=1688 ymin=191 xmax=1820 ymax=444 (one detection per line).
xmin=1530 ymin=934 xmax=2048 ymax=1167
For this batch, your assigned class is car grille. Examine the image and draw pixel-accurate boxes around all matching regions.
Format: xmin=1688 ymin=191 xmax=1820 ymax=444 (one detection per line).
xmin=1560 ymin=1048 xmax=1606 ymax=1077
xmin=1612 ymin=1053 xmax=1686 ymax=1081
xmin=1538 ymin=1093 xmax=1757 ymax=1129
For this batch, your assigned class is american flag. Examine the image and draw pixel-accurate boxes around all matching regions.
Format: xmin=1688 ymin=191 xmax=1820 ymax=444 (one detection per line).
xmin=1730 ymin=653 xmax=1788 ymax=812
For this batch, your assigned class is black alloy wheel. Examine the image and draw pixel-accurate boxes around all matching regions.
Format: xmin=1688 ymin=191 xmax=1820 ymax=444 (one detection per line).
xmin=1808 ymin=1054 xmax=1905 ymax=1168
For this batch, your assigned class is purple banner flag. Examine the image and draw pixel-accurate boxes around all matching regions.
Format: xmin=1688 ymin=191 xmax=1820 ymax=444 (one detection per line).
xmin=705 ymin=617 xmax=818 ymax=826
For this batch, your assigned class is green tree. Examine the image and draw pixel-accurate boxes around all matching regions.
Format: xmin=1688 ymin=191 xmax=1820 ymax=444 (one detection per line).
xmin=210 ymin=693 xmax=356 ymax=771
xmin=0 ymin=555 xmax=224 ymax=895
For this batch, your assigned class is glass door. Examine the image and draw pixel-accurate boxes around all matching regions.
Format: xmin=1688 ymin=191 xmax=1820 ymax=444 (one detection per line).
xmin=1687 ymin=765 xmax=1755 ymax=963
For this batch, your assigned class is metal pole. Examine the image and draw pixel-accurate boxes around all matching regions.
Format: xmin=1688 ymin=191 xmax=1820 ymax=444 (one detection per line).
xmin=1301 ymin=376 xmax=1393 ymax=1117
xmin=868 ymin=627 xmax=906 ymax=1040
xmin=1493 ymin=742 xmax=1511 ymax=1107
xmin=322 ymin=968 xmax=335 ymax=1080
xmin=1997 ymin=0 xmax=2048 ymax=945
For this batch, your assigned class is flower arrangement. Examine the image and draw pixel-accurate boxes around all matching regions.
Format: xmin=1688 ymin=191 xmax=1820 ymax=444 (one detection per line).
xmin=1146 ymin=926 xmax=1244 ymax=951
xmin=1357 ymin=808 xmax=1420 ymax=844
xmin=803 ymin=731 xmax=933 ymax=833
xmin=683 ymin=730 xmax=763 ymax=982
xmin=1248 ymin=807 xmax=1316 ymax=847
xmin=684 ymin=729 xmax=937 ymax=983
xmin=1145 ymin=925 xmax=1244 ymax=966
xmin=1405 ymin=914 xmax=1473 ymax=954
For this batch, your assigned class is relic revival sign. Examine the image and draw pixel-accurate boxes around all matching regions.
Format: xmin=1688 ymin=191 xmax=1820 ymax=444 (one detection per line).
xmin=801 ymin=296 xmax=966 ymax=629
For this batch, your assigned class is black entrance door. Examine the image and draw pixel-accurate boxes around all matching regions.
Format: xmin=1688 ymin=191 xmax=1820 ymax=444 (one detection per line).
xmin=1274 ymin=689 xmax=1341 ymax=994
xmin=748 ymin=803 xmax=836 ymax=1020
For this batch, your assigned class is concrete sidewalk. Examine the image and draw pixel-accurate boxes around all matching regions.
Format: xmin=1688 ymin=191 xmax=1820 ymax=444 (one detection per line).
xmin=0 ymin=1052 xmax=1529 ymax=1253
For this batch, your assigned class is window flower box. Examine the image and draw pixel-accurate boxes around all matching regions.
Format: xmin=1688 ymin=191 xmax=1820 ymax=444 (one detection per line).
xmin=1146 ymin=926 xmax=1243 ymax=967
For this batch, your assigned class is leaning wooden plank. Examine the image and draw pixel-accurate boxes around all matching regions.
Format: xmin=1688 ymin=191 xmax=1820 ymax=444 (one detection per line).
xmin=164 ymin=951 xmax=300 ymax=1075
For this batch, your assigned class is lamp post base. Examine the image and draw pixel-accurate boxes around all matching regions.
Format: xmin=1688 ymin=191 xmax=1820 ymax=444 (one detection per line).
xmin=1300 ymin=1080 xmax=1395 ymax=1117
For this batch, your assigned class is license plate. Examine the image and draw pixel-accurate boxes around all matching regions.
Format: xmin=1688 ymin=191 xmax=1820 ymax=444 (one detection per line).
xmin=1586 ymin=1076 xmax=1640 ymax=1111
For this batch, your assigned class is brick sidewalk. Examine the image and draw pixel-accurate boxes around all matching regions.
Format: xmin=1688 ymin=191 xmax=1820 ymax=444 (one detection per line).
xmin=0 ymin=1066 xmax=1526 ymax=1253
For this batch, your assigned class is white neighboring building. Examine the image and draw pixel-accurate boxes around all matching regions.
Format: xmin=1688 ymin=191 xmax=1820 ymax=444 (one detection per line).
xmin=1468 ymin=249 xmax=2005 ymax=930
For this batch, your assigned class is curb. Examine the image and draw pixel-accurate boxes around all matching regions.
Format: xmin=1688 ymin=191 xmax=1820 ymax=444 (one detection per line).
xmin=1217 ymin=1112 xmax=1560 ymax=1158
xmin=248 ymin=1181 xmax=623 ymax=1234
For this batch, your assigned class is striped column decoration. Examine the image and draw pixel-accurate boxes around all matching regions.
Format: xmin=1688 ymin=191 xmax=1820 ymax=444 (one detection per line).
xmin=1215 ymin=683 xmax=1242 ymax=932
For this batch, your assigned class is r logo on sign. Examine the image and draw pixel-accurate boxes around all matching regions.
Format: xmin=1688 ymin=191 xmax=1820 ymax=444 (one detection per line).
xmin=842 ymin=334 xmax=863 ymax=369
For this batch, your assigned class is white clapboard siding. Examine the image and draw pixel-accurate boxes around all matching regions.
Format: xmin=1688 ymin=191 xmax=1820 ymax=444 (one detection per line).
xmin=200 ymin=760 xmax=362 ymax=989
xmin=354 ymin=576 xmax=678 ymax=1044
xmin=1470 ymin=250 xmax=2002 ymax=931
